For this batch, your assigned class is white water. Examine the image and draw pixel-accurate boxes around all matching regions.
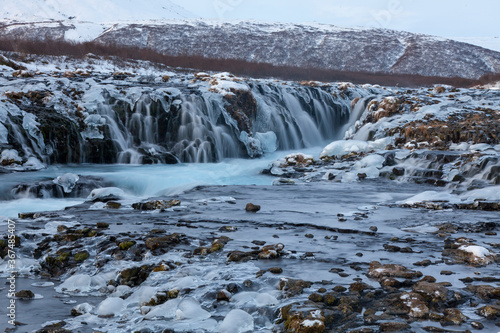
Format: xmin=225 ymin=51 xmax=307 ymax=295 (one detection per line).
xmin=0 ymin=146 xmax=325 ymax=219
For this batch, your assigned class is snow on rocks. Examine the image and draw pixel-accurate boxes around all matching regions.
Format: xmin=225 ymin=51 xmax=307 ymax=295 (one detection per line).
xmin=53 ymin=173 xmax=80 ymax=193
xmin=87 ymin=187 xmax=126 ymax=202
xmin=96 ymin=297 xmax=126 ymax=317
xmin=320 ymin=138 xmax=391 ymax=159
xmin=218 ymin=309 xmax=254 ymax=333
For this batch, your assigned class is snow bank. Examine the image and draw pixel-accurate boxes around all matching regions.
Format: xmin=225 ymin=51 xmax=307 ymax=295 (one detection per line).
xmin=399 ymin=191 xmax=461 ymax=205
xmin=321 ymin=138 xmax=391 ymax=158
xmin=460 ymin=186 xmax=500 ymax=202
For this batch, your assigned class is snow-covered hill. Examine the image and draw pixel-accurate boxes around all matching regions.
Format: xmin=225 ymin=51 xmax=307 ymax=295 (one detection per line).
xmin=0 ymin=1 xmax=499 ymax=80
xmin=0 ymin=0 xmax=194 ymax=23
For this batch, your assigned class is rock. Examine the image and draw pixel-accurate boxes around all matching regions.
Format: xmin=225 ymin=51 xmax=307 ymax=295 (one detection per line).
xmin=258 ymin=243 xmax=285 ymax=259
xmin=333 ymin=286 xmax=347 ymax=292
xmin=145 ymin=233 xmax=183 ymax=250
xmin=308 ymin=293 xmax=323 ymax=302
xmin=269 ymin=267 xmax=283 ymax=274
xmin=279 ymin=278 xmax=313 ymax=297
xmin=367 ymin=261 xmax=423 ymax=279
xmin=132 ymin=199 xmax=180 ymax=211
xmin=96 ymin=222 xmax=109 ymax=229
xmin=379 ymin=322 xmax=409 ymax=332
xmin=15 ymin=290 xmax=35 ymax=299
xmin=412 ymin=281 xmax=448 ymax=304
xmin=245 ymin=203 xmax=261 ymax=212
xmin=106 ymin=202 xmax=121 ymax=209
xmin=477 ymin=305 xmax=500 ymax=319
xmin=210 ymin=236 xmax=231 ymax=253
xmin=217 ymin=290 xmax=231 ymax=302
xmin=465 ymin=285 xmax=500 ymax=300
xmin=442 ymin=308 xmax=468 ymax=325
xmin=119 ymin=241 xmax=136 ymax=251
xmin=471 ymin=321 xmax=484 ymax=329
xmin=74 ymin=251 xmax=89 ymax=261
xmin=414 ymin=260 xmax=432 ymax=267
xmin=219 ymin=226 xmax=237 ymax=232
xmin=380 ymin=277 xmax=402 ymax=289
xmin=35 ymin=321 xmax=72 ymax=333
xmin=369 ymin=226 xmax=378 ymax=232
xmin=400 ymin=292 xmax=430 ymax=318
xmin=444 ymin=241 xmax=497 ymax=265
xmin=349 ymin=282 xmax=372 ymax=293
xmin=119 ymin=266 xmax=151 ymax=287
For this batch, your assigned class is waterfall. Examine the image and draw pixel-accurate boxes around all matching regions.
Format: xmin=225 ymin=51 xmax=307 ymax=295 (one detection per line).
xmin=0 ymin=81 xmax=370 ymax=165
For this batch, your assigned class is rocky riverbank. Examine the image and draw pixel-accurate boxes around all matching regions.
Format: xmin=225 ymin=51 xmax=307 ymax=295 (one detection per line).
xmin=1 ymin=180 xmax=499 ymax=333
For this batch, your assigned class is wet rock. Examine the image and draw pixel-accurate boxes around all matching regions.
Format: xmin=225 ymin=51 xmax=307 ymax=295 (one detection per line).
xmin=209 ymin=236 xmax=231 ymax=253
xmin=18 ymin=212 xmax=43 ymax=219
xmin=471 ymin=321 xmax=484 ymax=329
xmin=35 ymin=321 xmax=72 ymax=333
xmin=15 ymin=290 xmax=35 ymax=299
xmin=74 ymin=251 xmax=89 ymax=261
xmin=442 ymin=308 xmax=468 ymax=326
xmin=465 ymin=285 xmax=500 ymax=300
xmin=245 ymin=203 xmax=261 ymax=212
xmin=132 ymin=199 xmax=180 ymax=211
xmin=338 ymin=295 xmax=362 ymax=315
xmin=308 ymin=293 xmax=323 ymax=302
xmin=119 ymin=265 xmax=152 ymax=287
xmin=400 ymin=292 xmax=429 ymax=318
xmin=269 ymin=267 xmax=283 ymax=274
xmin=258 ymin=243 xmax=285 ymax=259
xmin=145 ymin=233 xmax=184 ymax=250
xmin=217 ymin=290 xmax=231 ymax=302
xmin=369 ymin=226 xmax=378 ymax=232
xmin=279 ymin=278 xmax=313 ymax=297
xmin=412 ymin=281 xmax=448 ymax=304
xmin=145 ymin=292 xmax=169 ymax=306
xmin=349 ymin=282 xmax=373 ymax=293
xmin=119 ymin=241 xmax=136 ymax=251
xmin=380 ymin=277 xmax=403 ymax=289
xmin=106 ymin=202 xmax=121 ymax=209
xmin=367 ymin=261 xmax=423 ymax=279
xmin=219 ymin=226 xmax=237 ymax=232
xmin=96 ymin=222 xmax=109 ymax=229
xmin=379 ymin=322 xmax=409 ymax=332
xmin=414 ymin=260 xmax=432 ymax=267
xmin=477 ymin=305 xmax=500 ymax=319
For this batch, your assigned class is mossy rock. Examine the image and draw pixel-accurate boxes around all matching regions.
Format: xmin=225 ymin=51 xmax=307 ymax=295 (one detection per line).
xmin=119 ymin=241 xmax=136 ymax=251
xmin=74 ymin=252 xmax=89 ymax=261
xmin=56 ymin=252 xmax=71 ymax=262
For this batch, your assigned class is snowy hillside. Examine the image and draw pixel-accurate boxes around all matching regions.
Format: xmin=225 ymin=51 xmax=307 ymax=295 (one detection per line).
xmin=0 ymin=0 xmax=194 ymax=23
xmin=0 ymin=1 xmax=499 ymax=80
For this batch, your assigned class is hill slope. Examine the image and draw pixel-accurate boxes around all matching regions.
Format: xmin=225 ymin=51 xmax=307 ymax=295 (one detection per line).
xmin=0 ymin=1 xmax=499 ymax=80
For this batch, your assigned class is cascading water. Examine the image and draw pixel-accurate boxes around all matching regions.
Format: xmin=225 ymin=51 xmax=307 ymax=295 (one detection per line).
xmin=0 ymin=79 xmax=375 ymax=166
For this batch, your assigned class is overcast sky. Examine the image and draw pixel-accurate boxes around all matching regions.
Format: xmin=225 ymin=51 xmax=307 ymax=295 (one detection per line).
xmin=171 ymin=0 xmax=499 ymax=39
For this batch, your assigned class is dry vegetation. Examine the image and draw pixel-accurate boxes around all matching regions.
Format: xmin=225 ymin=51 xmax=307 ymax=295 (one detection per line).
xmin=1 ymin=38 xmax=499 ymax=87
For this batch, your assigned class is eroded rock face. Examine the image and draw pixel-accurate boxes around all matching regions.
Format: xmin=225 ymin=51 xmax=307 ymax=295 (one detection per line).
xmin=223 ymin=89 xmax=258 ymax=134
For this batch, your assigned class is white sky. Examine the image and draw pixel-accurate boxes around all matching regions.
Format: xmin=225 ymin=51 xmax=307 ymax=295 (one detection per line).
xmin=171 ymin=0 xmax=500 ymax=50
